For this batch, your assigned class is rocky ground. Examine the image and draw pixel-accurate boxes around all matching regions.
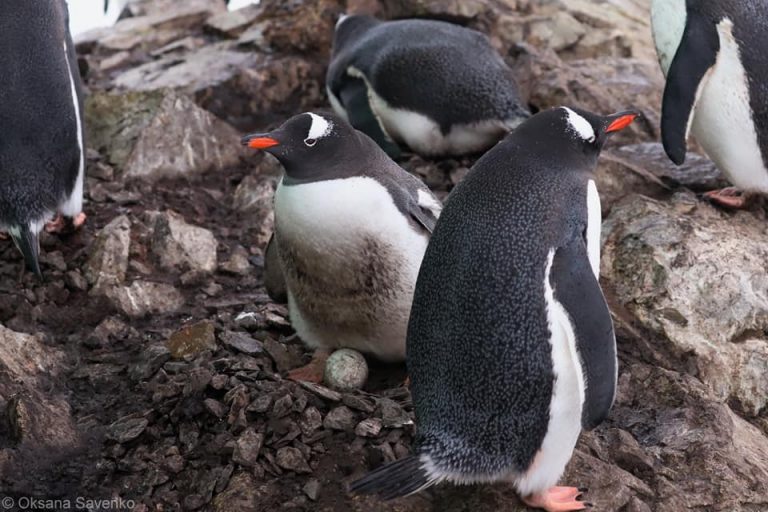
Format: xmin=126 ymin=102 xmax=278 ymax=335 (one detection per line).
xmin=1 ymin=0 xmax=768 ymax=510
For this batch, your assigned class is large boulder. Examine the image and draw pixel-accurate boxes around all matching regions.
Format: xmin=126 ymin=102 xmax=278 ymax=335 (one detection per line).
xmin=603 ymin=192 xmax=768 ymax=417
xmin=85 ymin=89 xmax=245 ymax=181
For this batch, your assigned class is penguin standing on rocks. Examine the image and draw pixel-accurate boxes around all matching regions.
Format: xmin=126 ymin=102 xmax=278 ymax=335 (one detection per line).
xmin=0 ymin=0 xmax=87 ymax=277
xmin=350 ymin=107 xmax=639 ymax=511
xmin=242 ymin=112 xmax=441 ymax=383
xmin=327 ymin=15 xmax=530 ymax=158
xmin=652 ymin=0 xmax=768 ymax=208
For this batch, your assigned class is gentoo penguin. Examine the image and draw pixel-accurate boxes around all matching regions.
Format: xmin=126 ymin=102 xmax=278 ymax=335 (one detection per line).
xmin=350 ymin=107 xmax=639 ymax=512
xmin=327 ymin=15 xmax=530 ymax=158
xmin=651 ymin=0 xmax=768 ymax=208
xmin=0 ymin=0 xmax=86 ymax=277
xmin=241 ymin=112 xmax=441 ymax=382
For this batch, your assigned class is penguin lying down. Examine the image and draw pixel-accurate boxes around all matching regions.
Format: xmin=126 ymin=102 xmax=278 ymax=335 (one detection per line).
xmin=241 ymin=112 xmax=442 ymax=383
xmin=350 ymin=106 xmax=639 ymax=512
xmin=327 ymin=14 xmax=530 ymax=158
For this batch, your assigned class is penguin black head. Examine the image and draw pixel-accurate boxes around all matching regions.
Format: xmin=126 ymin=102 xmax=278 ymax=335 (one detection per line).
xmin=241 ymin=112 xmax=368 ymax=182
xmin=516 ymin=107 xmax=640 ymax=159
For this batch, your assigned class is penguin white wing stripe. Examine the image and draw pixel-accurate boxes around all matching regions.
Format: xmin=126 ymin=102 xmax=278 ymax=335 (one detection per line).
xmin=307 ymin=113 xmax=333 ymax=140
xmin=59 ymin=40 xmax=84 ymax=217
xmin=562 ymin=107 xmax=595 ymax=142
xmin=586 ymin=180 xmax=601 ymax=278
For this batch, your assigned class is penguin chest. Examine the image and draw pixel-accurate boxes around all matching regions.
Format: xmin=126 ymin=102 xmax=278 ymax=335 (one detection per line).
xmin=691 ymin=20 xmax=768 ymax=192
xmin=273 ymin=177 xmax=428 ymax=356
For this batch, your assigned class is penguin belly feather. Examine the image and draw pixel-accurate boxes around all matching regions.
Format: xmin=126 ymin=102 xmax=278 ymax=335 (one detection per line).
xmin=273 ymin=176 xmax=429 ymax=361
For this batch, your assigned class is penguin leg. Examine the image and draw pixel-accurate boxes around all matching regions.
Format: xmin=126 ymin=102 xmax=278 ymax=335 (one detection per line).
xmin=287 ymin=347 xmax=332 ymax=383
xmin=703 ymin=187 xmax=750 ymax=209
xmin=522 ymin=487 xmax=588 ymax=512
xmin=44 ymin=212 xmax=87 ymax=233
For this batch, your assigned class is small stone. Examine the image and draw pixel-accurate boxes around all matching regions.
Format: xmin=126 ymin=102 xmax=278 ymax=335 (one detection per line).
xmin=204 ymin=399 xmax=227 ymax=419
xmin=130 ymin=344 xmax=171 ymax=380
xmin=272 ymin=395 xmax=293 ymax=418
xmin=248 ymin=394 xmax=273 ymax=413
xmin=297 ymin=381 xmax=342 ymax=402
xmin=148 ymin=210 xmax=218 ymax=274
xmin=235 ymin=311 xmax=267 ymax=331
xmin=107 ymin=417 xmax=148 ymax=443
xmin=167 ymin=321 xmax=216 ymax=359
xmin=211 ymin=374 xmax=229 ymax=390
xmin=298 ymin=407 xmax=323 ymax=436
xmin=303 ymin=479 xmax=321 ymax=501
xmin=107 ymin=281 xmax=184 ymax=318
xmin=275 ymin=447 xmax=311 ymax=474
xmin=264 ymin=338 xmax=295 ymax=373
xmin=323 ymin=406 xmax=356 ymax=431
xmin=379 ymin=398 xmax=413 ymax=428
xmin=323 ymin=349 xmax=369 ymax=391
xmin=220 ymin=245 xmax=252 ymax=275
xmin=84 ymin=215 xmax=131 ymax=292
xmin=64 ymin=270 xmax=89 ymax=292
xmin=232 ymin=428 xmax=264 ymax=467
xmin=163 ymin=454 xmax=185 ymax=474
xmin=220 ymin=331 xmax=263 ymax=355
xmin=355 ymin=418 xmax=383 ymax=438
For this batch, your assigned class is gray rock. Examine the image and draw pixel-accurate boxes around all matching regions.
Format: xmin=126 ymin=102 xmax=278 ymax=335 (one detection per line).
xmin=148 ymin=210 xmax=218 ymax=273
xmin=212 ymin=472 xmax=259 ymax=511
xmin=130 ymin=343 xmax=172 ymax=380
xmin=355 ymin=418 xmax=383 ymax=438
xmin=84 ymin=215 xmax=132 ymax=293
xmin=219 ymin=330 xmax=263 ymax=354
xmin=107 ymin=281 xmax=184 ymax=318
xmin=275 ymin=446 xmax=311 ymax=474
xmin=232 ymin=428 xmax=263 ymax=467
xmin=298 ymin=406 xmax=323 ymax=437
xmin=323 ymin=349 xmax=369 ymax=391
xmin=323 ymin=406 xmax=356 ymax=431
xmin=86 ymin=89 xmax=245 ymax=182
xmin=603 ymin=193 xmax=768 ymax=417
xmin=219 ymin=246 xmax=252 ymax=275
xmin=107 ymin=417 xmax=149 ymax=443
xmin=302 ymin=479 xmax=321 ymax=501
xmin=205 ymin=5 xmax=261 ymax=37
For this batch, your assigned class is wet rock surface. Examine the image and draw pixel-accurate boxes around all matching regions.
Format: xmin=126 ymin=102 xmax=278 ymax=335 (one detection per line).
xmin=1 ymin=0 xmax=767 ymax=510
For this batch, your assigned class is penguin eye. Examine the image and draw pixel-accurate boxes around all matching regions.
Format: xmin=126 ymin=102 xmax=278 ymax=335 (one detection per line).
xmin=304 ymin=138 xmax=317 ymax=147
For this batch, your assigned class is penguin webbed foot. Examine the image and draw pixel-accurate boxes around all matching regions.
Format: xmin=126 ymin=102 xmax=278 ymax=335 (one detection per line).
xmin=522 ymin=486 xmax=589 ymax=512
xmin=703 ymin=187 xmax=750 ymax=209
xmin=287 ymin=347 xmax=332 ymax=384
xmin=44 ymin=212 xmax=87 ymax=234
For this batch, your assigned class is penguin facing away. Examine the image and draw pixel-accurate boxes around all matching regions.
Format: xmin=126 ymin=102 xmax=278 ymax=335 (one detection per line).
xmin=327 ymin=15 xmax=530 ymax=158
xmin=651 ymin=0 xmax=768 ymax=208
xmin=0 ymin=0 xmax=86 ymax=277
xmin=350 ymin=107 xmax=639 ymax=512
xmin=241 ymin=112 xmax=442 ymax=382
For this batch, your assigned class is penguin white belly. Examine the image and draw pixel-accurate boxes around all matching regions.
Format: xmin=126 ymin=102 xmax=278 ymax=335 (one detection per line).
xmin=58 ymin=39 xmax=84 ymax=218
xmin=515 ymin=250 xmax=585 ymax=497
xmin=691 ymin=20 xmax=768 ymax=193
xmin=347 ymin=67 xmax=508 ymax=156
xmin=274 ymin=176 xmax=428 ymax=361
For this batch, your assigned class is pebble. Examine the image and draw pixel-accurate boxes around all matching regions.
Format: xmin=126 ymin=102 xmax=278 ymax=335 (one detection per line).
xmin=323 ymin=406 xmax=357 ymax=431
xmin=275 ymin=447 xmax=311 ymax=474
xmin=232 ymin=428 xmax=264 ymax=467
xmin=355 ymin=418 xmax=383 ymax=438
xmin=107 ymin=417 xmax=149 ymax=443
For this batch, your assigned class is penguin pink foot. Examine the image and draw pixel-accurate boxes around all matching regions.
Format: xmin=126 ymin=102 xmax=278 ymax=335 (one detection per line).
xmin=703 ymin=188 xmax=749 ymax=209
xmin=0 ymin=232 xmax=8 ymax=240
xmin=287 ymin=348 xmax=332 ymax=383
xmin=44 ymin=212 xmax=87 ymax=233
xmin=522 ymin=487 xmax=588 ymax=512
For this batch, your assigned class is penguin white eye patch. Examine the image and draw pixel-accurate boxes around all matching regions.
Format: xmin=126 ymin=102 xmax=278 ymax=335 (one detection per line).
xmin=306 ymin=112 xmax=333 ymax=141
xmin=562 ymin=107 xmax=596 ymax=143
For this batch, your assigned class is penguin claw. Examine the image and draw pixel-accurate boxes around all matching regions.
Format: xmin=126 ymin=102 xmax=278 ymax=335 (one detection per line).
xmin=287 ymin=348 xmax=332 ymax=384
xmin=522 ymin=486 xmax=587 ymax=512
xmin=44 ymin=213 xmax=87 ymax=234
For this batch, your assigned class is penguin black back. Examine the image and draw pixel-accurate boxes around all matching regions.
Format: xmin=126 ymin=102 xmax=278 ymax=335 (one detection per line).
xmin=0 ymin=0 xmax=84 ymax=276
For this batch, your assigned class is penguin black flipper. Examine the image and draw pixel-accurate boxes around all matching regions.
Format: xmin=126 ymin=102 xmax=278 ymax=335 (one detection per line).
xmin=381 ymin=171 xmax=441 ymax=234
xmin=264 ymin=233 xmax=288 ymax=304
xmin=551 ymin=235 xmax=616 ymax=431
xmin=661 ymin=7 xmax=720 ymax=165
xmin=337 ymin=77 xmax=402 ymax=159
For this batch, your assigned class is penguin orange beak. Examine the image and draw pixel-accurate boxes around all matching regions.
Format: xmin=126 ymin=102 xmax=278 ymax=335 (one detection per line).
xmin=241 ymin=135 xmax=280 ymax=150
xmin=605 ymin=112 xmax=640 ymax=133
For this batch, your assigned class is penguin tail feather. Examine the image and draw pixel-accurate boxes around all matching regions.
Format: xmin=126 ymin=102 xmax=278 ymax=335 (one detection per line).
xmin=348 ymin=455 xmax=437 ymax=500
xmin=10 ymin=225 xmax=43 ymax=279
